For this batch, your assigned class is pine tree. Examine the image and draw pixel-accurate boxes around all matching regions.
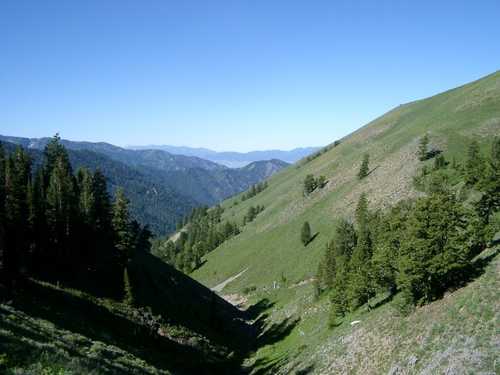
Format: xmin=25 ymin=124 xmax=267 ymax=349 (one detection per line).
xmin=0 ymin=144 xmax=6 ymax=277
xmin=112 ymin=188 xmax=133 ymax=260
xmin=92 ymin=169 xmax=112 ymax=235
xmin=123 ymin=266 xmax=135 ymax=306
xmin=491 ymin=137 xmax=500 ymax=167
xmin=304 ymin=174 xmax=317 ymax=195
xmin=301 ymin=222 xmax=312 ymax=246
xmin=43 ymin=134 xmax=72 ymax=186
xmin=475 ymin=138 xmax=500 ymax=229
xmin=77 ymin=168 xmax=96 ymax=225
xmin=347 ymin=193 xmax=373 ymax=310
xmin=0 ymin=144 xmax=5 ymax=222
xmin=465 ymin=140 xmax=484 ymax=185
xmin=418 ymin=134 xmax=429 ymax=161
xmin=397 ymin=192 xmax=476 ymax=306
xmin=46 ymin=155 xmax=77 ymax=265
xmin=4 ymin=148 xmax=32 ymax=276
xmin=358 ymin=154 xmax=370 ymax=180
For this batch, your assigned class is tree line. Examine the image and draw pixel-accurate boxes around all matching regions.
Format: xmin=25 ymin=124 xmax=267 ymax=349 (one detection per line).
xmin=0 ymin=136 xmax=151 ymax=300
xmin=241 ymin=182 xmax=268 ymax=202
xmin=154 ymin=202 xmax=266 ymax=274
xmin=316 ymin=137 xmax=500 ymax=325
xmin=153 ymin=205 xmax=241 ymax=273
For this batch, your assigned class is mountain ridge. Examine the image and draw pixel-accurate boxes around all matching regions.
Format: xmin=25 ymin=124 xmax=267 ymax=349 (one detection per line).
xmin=128 ymin=144 xmax=320 ymax=168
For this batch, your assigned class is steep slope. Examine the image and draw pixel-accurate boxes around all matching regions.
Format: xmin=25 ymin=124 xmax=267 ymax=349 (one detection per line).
xmin=0 ymin=251 xmax=255 ymax=374
xmin=189 ymin=71 xmax=500 ymax=373
xmin=128 ymin=145 xmax=320 ymax=168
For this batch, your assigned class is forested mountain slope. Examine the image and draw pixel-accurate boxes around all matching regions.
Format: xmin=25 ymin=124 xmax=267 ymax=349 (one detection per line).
xmin=0 ymin=136 xmax=289 ymax=234
xmin=0 ymin=141 xmax=198 ymax=235
xmin=188 ymin=71 xmax=500 ymax=373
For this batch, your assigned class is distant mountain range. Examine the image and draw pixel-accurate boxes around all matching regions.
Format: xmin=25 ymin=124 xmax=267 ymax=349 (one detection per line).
xmin=0 ymin=135 xmax=290 ymax=234
xmin=128 ymin=144 xmax=321 ymax=168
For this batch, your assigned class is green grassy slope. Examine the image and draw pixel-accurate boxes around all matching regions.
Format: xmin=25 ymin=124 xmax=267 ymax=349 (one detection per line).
xmin=190 ymin=71 xmax=500 ymax=373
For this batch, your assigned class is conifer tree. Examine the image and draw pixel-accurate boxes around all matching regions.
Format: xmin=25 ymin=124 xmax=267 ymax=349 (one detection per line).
xmin=77 ymin=168 xmax=96 ymax=225
xmin=0 ymin=144 xmax=6 ymax=276
xmin=358 ymin=154 xmax=370 ymax=180
xmin=418 ymin=134 xmax=429 ymax=161
xmin=347 ymin=193 xmax=373 ymax=310
xmin=46 ymin=155 xmax=77 ymax=263
xmin=112 ymin=188 xmax=133 ymax=259
xmin=43 ymin=134 xmax=72 ymax=186
xmin=123 ymin=267 xmax=135 ymax=306
xmin=4 ymin=148 xmax=32 ymax=275
xmin=397 ymin=192 xmax=476 ymax=306
xmin=304 ymin=174 xmax=316 ymax=195
xmin=301 ymin=222 xmax=312 ymax=246
xmin=465 ymin=140 xmax=484 ymax=185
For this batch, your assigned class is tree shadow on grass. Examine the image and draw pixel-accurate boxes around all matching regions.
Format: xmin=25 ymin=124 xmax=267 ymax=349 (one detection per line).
xmin=5 ymin=280 xmax=238 ymax=374
xmin=305 ymin=232 xmax=320 ymax=247
xmin=254 ymin=317 xmax=301 ymax=349
xmin=243 ymin=298 xmax=276 ymax=321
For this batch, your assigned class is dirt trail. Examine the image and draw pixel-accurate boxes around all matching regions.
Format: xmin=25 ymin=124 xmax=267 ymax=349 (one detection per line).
xmin=211 ymin=268 xmax=248 ymax=293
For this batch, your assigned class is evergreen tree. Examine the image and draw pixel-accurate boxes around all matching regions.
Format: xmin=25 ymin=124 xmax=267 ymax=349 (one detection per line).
xmin=43 ymin=134 xmax=72 ymax=186
xmin=397 ymin=192 xmax=477 ymax=306
xmin=475 ymin=138 xmax=500 ymax=231
xmin=46 ymin=154 xmax=77 ymax=265
xmin=77 ymin=168 xmax=96 ymax=225
xmin=0 ymin=144 xmax=6 ymax=277
xmin=347 ymin=194 xmax=373 ymax=310
xmin=112 ymin=188 xmax=133 ymax=259
xmin=4 ymin=148 xmax=32 ymax=275
xmin=92 ymin=169 xmax=112 ymax=235
xmin=301 ymin=222 xmax=312 ymax=246
xmin=304 ymin=174 xmax=316 ymax=195
xmin=418 ymin=134 xmax=429 ymax=161
xmin=358 ymin=153 xmax=370 ymax=180
xmin=0 ymin=144 xmax=5 ymax=222
xmin=491 ymin=137 xmax=500 ymax=167
xmin=465 ymin=140 xmax=484 ymax=185
xmin=123 ymin=267 xmax=135 ymax=306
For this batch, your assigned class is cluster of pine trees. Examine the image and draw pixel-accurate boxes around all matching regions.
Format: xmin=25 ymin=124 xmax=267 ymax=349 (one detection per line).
xmin=303 ymin=174 xmax=327 ymax=195
xmin=241 ymin=182 xmax=268 ymax=202
xmin=0 ymin=136 xmax=150 ymax=299
xmin=243 ymin=205 xmax=265 ymax=225
xmin=317 ymin=137 xmax=500 ymax=325
xmin=153 ymin=205 xmax=241 ymax=273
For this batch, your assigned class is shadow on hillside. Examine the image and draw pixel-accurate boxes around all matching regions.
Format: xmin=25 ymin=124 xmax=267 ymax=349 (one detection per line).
xmin=5 ymin=280 xmax=234 ymax=374
xmin=366 ymin=165 xmax=380 ymax=177
xmin=307 ymin=232 xmax=320 ymax=246
xmin=255 ymin=317 xmax=300 ymax=348
xmin=244 ymin=298 xmax=276 ymax=320
xmin=249 ymin=353 xmax=290 ymax=375
xmin=129 ymin=251 xmax=255 ymax=354
xmin=0 ymin=309 xmax=158 ymax=375
xmin=453 ymin=247 xmax=500 ymax=289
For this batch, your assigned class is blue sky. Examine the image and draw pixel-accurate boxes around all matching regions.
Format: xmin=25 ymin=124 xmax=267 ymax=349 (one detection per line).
xmin=1 ymin=1 xmax=499 ymax=152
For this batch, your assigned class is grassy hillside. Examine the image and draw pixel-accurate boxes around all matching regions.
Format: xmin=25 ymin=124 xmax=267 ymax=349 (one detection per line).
xmin=190 ymin=71 xmax=500 ymax=373
xmin=0 ymin=251 xmax=256 ymax=374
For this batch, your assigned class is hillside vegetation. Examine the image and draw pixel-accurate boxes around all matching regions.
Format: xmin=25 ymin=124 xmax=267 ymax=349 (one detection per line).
xmin=0 ymin=136 xmax=289 ymax=235
xmin=189 ymin=71 xmax=500 ymax=373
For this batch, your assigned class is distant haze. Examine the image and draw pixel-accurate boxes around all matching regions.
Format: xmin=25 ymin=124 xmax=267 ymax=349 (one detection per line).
xmin=128 ymin=145 xmax=321 ymax=168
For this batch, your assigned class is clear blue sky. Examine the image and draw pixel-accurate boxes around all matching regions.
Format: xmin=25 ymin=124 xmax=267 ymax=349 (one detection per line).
xmin=1 ymin=0 xmax=499 ymax=152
